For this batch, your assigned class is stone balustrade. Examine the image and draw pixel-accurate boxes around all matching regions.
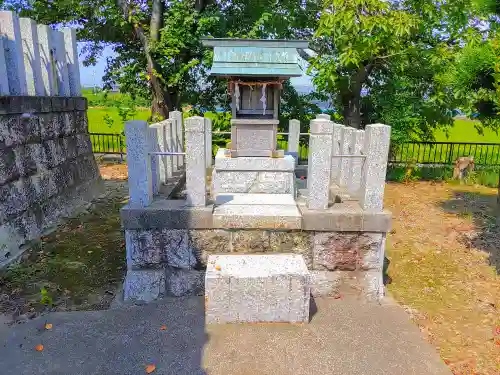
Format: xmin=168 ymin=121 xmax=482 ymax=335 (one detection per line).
xmin=0 ymin=11 xmax=81 ymax=97
xmin=306 ymin=116 xmax=391 ymax=212
xmin=124 ymin=111 xmax=188 ymax=206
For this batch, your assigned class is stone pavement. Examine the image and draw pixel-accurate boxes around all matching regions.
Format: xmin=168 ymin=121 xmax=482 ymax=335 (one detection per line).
xmin=0 ymin=296 xmax=451 ymax=375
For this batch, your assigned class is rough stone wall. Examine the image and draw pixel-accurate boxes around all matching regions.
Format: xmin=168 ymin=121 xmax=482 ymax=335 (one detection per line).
xmin=124 ymin=228 xmax=385 ymax=301
xmin=0 ymin=96 xmax=101 ymax=266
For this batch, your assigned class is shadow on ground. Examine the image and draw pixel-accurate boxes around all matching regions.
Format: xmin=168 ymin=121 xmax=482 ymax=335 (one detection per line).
xmin=439 ymin=189 xmax=500 ymax=273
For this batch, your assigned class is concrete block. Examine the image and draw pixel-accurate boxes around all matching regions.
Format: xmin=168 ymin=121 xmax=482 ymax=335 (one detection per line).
xmin=51 ymin=30 xmax=70 ymax=96
xmin=359 ymin=124 xmax=391 ymax=211
xmin=205 ymin=254 xmax=310 ymax=323
xmin=213 ymin=203 xmax=302 ymax=230
xmin=169 ymin=110 xmax=184 ymax=169
xmin=19 ymin=18 xmax=44 ymax=96
xmin=309 ymin=271 xmax=341 ymax=297
xmin=0 ymin=11 xmax=28 ymax=95
xmin=161 ymin=229 xmax=197 ymax=269
xmin=307 ymin=119 xmax=333 ymax=210
xmin=213 ymin=170 xmax=295 ymax=195
xmin=205 ymin=117 xmax=212 ymax=167
xmin=339 ymin=126 xmax=354 ymax=187
xmin=123 ymin=270 xmax=165 ymax=302
xmin=185 ymin=116 xmax=206 ymax=207
xmin=231 ymin=230 xmax=270 ymax=252
xmin=231 ymin=120 xmax=278 ymax=157
xmin=214 ymin=149 xmax=295 ymax=171
xmin=0 ymin=38 xmax=9 ymax=95
xmin=62 ymin=28 xmax=81 ymax=96
xmin=121 ymin=199 xmax=214 ymax=230
xmin=37 ymin=24 xmax=57 ymax=96
xmin=316 ymin=113 xmax=331 ymax=120
xmin=269 ymin=231 xmax=313 ymax=268
xmin=125 ymin=120 xmax=153 ymax=208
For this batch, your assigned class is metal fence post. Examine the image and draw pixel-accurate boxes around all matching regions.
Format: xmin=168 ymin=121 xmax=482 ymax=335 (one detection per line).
xmin=119 ymin=134 xmax=124 ymax=163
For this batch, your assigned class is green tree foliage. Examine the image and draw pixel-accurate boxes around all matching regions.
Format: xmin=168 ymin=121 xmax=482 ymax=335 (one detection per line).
xmin=309 ymin=0 xmax=497 ymax=141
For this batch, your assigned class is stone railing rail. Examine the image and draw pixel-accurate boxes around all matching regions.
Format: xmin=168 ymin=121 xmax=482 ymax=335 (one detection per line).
xmin=0 ymin=11 xmax=81 ymax=97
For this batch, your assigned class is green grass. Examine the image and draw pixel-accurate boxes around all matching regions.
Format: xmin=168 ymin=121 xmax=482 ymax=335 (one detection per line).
xmin=87 ymin=107 xmax=150 ymax=134
xmin=434 ymin=118 xmax=500 ymax=143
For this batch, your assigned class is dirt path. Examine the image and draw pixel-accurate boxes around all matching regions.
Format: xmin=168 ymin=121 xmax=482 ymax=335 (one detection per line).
xmin=385 ymin=181 xmax=500 ymax=375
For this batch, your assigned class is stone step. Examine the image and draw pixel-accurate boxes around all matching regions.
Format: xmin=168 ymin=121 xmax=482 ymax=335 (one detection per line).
xmin=213 ymin=193 xmax=302 ymax=229
xmin=205 ymin=254 xmax=310 ymax=324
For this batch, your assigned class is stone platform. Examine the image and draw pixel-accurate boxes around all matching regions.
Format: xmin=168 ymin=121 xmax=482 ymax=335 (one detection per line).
xmin=212 ymin=149 xmax=295 ymax=195
xmin=205 ymin=254 xmax=310 ymax=323
xmin=213 ymin=193 xmax=301 ymax=229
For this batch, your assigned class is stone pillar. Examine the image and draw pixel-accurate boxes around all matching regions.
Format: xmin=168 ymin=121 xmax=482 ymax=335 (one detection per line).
xmin=288 ymin=119 xmax=300 ymax=160
xmin=330 ymin=123 xmax=344 ymax=185
xmin=307 ymin=119 xmax=333 ymax=210
xmin=37 ymin=24 xmax=56 ymax=96
xmin=0 ymin=11 xmax=28 ymax=95
xmin=347 ymin=129 xmax=365 ymax=195
xmin=149 ymin=127 xmax=160 ymax=195
xmin=19 ymin=18 xmax=44 ymax=96
xmin=63 ymin=28 xmax=81 ymax=96
xmin=150 ymin=120 xmax=174 ymax=184
xmin=125 ymin=120 xmax=153 ymax=208
xmin=0 ymin=38 xmax=9 ymax=95
xmin=51 ymin=30 xmax=70 ymax=96
xmin=185 ymin=116 xmax=206 ymax=207
xmin=338 ymin=126 xmax=354 ymax=187
xmin=205 ymin=117 xmax=213 ymax=168
xmin=169 ymin=110 xmax=184 ymax=170
xmin=359 ymin=124 xmax=391 ymax=211
xmin=316 ymin=113 xmax=331 ymax=120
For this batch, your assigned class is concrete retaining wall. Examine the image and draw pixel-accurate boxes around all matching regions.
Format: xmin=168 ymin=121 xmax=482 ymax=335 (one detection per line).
xmin=0 ymin=96 xmax=100 ymax=267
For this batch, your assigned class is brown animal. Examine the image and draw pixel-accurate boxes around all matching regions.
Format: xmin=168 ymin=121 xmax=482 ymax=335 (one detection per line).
xmin=453 ymin=156 xmax=475 ymax=179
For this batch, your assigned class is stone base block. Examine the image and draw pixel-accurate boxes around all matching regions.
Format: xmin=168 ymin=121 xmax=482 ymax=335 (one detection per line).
xmin=213 ymin=204 xmax=302 ymax=230
xmin=123 ymin=270 xmax=165 ymax=302
xmin=205 ymin=254 xmax=310 ymax=324
xmin=213 ymin=149 xmax=296 ymax=195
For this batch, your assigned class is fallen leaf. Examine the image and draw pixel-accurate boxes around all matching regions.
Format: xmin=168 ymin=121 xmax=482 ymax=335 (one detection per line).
xmin=215 ymin=265 xmax=221 ymax=271
xmin=145 ymin=364 xmax=156 ymax=373
xmin=44 ymin=323 xmax=53 ymax=330
xmin=160 ymin=325 xmax=167 ymax=331
xmin=334 ymin=294 xmax=343 ymax=300
xmin=35 ymin=344 xmax=44 ymax=352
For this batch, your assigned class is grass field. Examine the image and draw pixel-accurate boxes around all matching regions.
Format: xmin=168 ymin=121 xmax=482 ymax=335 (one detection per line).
xmin=435 ymin=119 xmax=500 ymax=143
xmin=87 ymin=107 xmax=150 ymax=133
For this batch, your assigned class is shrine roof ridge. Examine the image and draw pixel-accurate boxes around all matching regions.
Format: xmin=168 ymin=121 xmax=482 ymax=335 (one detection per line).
xmin=201 ymin=38 xmax=309 ymax=49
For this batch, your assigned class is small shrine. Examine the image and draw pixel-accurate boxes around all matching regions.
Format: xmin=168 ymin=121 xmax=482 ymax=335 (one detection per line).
xmin=202 ymin=38 xmax=308 ymax=158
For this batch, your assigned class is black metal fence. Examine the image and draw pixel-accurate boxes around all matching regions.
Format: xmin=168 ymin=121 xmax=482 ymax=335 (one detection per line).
xmin=89 ymin=133 xmax=125 ymax=161
xmin=389 ymin=142 xmax=500 ymax=166
xmin=88 ymin=132 xmax=500 ymax=168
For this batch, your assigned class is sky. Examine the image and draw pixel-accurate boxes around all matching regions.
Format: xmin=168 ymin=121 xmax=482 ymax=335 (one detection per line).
xmin=77 ymin=44 xmax=313 ymax=89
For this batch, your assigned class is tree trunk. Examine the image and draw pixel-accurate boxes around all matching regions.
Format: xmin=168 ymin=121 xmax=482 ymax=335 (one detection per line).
xmin=117 ymin=0 xmax=171 ymax=119
xmin=341 ymin=63 xmax=374 ymax=129
xmin=342 ymin=91 xmax=362 ymax=129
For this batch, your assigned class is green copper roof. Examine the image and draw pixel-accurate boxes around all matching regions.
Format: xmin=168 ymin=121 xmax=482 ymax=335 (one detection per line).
xmin=202 ymin=38 xmax=308 ymax=77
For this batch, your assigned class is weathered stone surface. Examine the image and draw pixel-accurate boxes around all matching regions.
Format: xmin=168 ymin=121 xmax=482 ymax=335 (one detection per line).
xmin=205 ymin=254 xmax=310 ymax=323
xmin=123 ymin=270 xmax=165 ymax=302
xmin=125 ymin=230 xmax=162 ymax=268
xmin=213 ymin=170 xmax=295 ymax=194
xmin=165 ymin=268 xmax=204 ymax=297
xmin=188 ymin=229 xmax=231 ymax=266
xmin=309 ymin=271 xmax=341 ymax=297
xmin=231 ymin=230 xmax=270 ymax=252
xmin=213 ymin=204 xmax=302 ymax=229
xmin=313 ymin=232 xmax=383 ymax=271
xmin=160 ymin=229 xmax=197 ymax=269
xmin=269 ymin=231 xmax=313 ymax=268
